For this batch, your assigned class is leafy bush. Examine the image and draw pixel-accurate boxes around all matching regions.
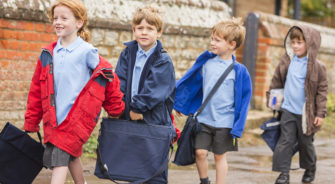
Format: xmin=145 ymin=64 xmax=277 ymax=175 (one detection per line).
xmin=327 ymin=93 xmax=335 ymax=113
xmin=83 ymin=135 xmax=98 ymax=158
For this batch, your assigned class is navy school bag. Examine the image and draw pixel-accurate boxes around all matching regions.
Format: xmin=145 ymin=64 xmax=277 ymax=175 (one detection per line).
xmin=260 ymin=113 xmax=281 ymax=151
xmin=0 ymin=122 xmax=44 ymax=184
xmin=173 ymin=114 xmax=201 ymax=166
xmin=260 ymin=111 xmax=298 ymax=154
xmin=94 ymin=118 xmax=173 ymax=184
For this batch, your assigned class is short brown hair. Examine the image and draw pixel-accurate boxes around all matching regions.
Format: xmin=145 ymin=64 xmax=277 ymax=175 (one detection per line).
xmin=211 ymin=17 xmax=246 ymax=49
xmin=49 ymin=0 xmax=90 ymax=41
xmin=132 ymin=6 xmax=163 ymax=32
xmin=289 ymin=27 xmax=305 ymax=41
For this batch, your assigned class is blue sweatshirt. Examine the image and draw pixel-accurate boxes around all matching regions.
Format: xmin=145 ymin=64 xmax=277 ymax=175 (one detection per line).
xmin=174 ymin=50 xmax=252 ymax=138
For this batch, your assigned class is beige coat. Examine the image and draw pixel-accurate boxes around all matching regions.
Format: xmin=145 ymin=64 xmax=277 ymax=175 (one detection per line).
xmin=267 ymin=25 xmax=328 ymax=136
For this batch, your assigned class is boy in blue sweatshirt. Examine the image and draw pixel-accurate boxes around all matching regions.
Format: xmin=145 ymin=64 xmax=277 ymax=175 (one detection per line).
xmin=174 ymin=18 xmax=252 ymax=184
xmin=114 ymin=6 xmax=175 ymax=184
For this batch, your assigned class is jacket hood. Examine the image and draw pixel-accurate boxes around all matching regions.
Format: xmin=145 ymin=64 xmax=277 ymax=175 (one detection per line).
xmin=284 ymin=25 xmax=321 ymax=63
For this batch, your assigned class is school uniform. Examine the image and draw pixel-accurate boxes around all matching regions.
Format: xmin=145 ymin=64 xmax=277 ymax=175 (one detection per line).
xmin=174 ymin=51 xmax=252 ymax=139
xmin=115 ymin=40 xmax=175 ymax=184
xmin=268 ymin=25 xmax=328 ymax=173
xmin=24 ymin=37 xmax=125 ymax=167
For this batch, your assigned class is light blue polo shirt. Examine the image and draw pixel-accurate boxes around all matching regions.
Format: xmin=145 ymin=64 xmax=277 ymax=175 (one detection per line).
xmin=53 ymin=37 xmax=99 ymax=125
xmin=197 ymin=56 xmax=236 ymax=128
xmin=282 ymin=55 xmax=308 ymax=115
xmin=131 ymin=43 xmax=157 ymax=99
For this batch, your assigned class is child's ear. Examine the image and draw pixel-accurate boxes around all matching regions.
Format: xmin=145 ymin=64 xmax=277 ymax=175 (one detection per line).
xmin=157 ymin=29 xmax=163 ymax=38
xmin=230 ymin=41 xmax=237 ymax=50
xmin=76 ymin=19 xmax=84 ymax=30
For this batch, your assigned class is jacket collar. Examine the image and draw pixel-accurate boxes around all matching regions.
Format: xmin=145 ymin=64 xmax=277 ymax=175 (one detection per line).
xmin=42 ymin=40 xmax=113 ymax=79
xmin=124 ymin=40 xmax=165 ymax=56
xmin=43 ymin=41 xmax=58 ymax=55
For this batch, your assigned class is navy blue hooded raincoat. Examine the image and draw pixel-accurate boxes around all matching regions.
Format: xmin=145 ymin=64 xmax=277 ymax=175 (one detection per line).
xmin=115 ymin=40 xmax=176 ymax=126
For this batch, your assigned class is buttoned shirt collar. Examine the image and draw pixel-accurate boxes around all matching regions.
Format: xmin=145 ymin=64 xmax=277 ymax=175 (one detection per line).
xmin=55 ymin=36 xmax=83 ymax=53
xmin=137 ymin=42 xmax=157 ymax=58
xmin=293 ymin=54 xmax=308 ymax=62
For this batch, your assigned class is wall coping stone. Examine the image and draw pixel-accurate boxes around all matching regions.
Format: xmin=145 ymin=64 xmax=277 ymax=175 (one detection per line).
xmin=258 ymin=12 xmax=335 ymax=54
xmin=0 ymin=0 xmax=230 ymax=36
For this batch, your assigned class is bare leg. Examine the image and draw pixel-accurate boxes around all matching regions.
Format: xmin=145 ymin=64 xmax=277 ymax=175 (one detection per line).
xmin=51 ymin=166 xmax=68 ymax=184
xmin=68 ymin=157 xmax=85 ymax=184
xmin=196 ymin=149 xmax=209 ymax=179
xmin=214 ymin=153 xmax=228 ymax=184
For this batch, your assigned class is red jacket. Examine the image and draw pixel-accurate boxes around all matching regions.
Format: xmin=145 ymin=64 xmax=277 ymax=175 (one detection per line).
xmin=24 ymin=42 xmax=125 ymax=157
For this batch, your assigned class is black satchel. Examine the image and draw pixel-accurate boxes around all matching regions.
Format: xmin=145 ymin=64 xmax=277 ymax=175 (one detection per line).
xmin=0 ymin=122 xmax=44 ymax=184
xmin=173 ymin=62 xmax=234 ymax=166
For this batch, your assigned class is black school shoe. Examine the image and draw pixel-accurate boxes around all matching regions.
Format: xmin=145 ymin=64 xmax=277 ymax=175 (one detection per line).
xmin=275 ymin=172 xmax=289 ymax=184
xmin=200 ymin=177 xmax=211 ymax=184
xmin=302 ymin=168 xmax=316 ymax=183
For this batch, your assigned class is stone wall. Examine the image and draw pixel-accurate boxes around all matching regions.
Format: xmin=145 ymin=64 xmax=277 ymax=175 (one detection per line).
xmin=234 ymin=0 xmax=287 ymax=18
xmin=0 ymin=0 xmax=231 ymax=126
xmin=253 ymin=12 xmax=335 ymax=109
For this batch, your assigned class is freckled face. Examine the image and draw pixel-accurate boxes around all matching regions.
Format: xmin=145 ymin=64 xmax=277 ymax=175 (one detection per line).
xmin=52 ymin=5 xmax=83 ymax=42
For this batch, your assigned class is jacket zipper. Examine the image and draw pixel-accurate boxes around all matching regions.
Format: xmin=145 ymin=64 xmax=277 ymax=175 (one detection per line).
xmin=91 ymin=67 xmax=114 ymax=80
xmin=42 ymin=48 xmax=58 ymax=125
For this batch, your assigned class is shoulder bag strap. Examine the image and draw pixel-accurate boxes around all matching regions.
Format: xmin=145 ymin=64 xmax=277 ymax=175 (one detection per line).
xmin=195 ymin=62 xmax=234 ymax=118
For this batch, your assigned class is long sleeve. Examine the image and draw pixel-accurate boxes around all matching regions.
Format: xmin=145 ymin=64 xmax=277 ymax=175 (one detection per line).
xmin=24 ymin=60 xmax=43 ymax=132
xmin=103 ymin=71 xmax=125 ymax=117
xmin=130 ymin=57 xmax=175 ymax=113
xmin=316 ymin=63 xmax=328 ymax=118
xmin=231 ymin=67 xmax=252 ymax=138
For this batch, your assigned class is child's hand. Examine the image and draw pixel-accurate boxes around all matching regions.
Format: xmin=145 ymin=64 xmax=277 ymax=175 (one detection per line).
xmin=108 ymin=114 xmax=119 ymax=119
xmin=175 ymin=110 xmax=183 ymax=117
xmin=314 ymin=117 xmax=324 ymax=127
xmin=130 ymin=110 xmax=143 ymax=120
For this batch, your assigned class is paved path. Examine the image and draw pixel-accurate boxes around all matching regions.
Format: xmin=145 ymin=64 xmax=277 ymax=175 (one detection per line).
xmin=33 ymin=138 xmax=335 ymax=184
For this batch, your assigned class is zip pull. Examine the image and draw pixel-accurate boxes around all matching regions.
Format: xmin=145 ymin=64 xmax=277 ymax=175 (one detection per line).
xmin=49 ymin=63 xmax=53 ymax=74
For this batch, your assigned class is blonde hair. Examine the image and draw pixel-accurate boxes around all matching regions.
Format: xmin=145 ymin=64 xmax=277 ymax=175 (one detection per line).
xmin=49 ymin=0 xmax=90 ymax=41
xmin=211 ymin=17 xmax=246 ymax=49
xmin=132 ymin=5 xmax=163 ymax=32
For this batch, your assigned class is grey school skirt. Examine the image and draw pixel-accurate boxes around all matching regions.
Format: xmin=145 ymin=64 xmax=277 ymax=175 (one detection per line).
xmin=43 ymin=143 xmax=75 ymax=169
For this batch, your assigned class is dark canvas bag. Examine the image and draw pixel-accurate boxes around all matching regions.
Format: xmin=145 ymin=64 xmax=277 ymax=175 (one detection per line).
xmin=260 ymin=111 xmax=298 ymax=155
xmin=260 ymin=112 xmax=282 ymax=151
xmin=172 ymin=114 xmax=201 ymax=166
xmin=0 ymin=122 xmax=44 ymax=184
xmin=173 ymin=63 xmax=234 ymax=166
xmin=94 ymin=118 xmax=173 ymax=184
